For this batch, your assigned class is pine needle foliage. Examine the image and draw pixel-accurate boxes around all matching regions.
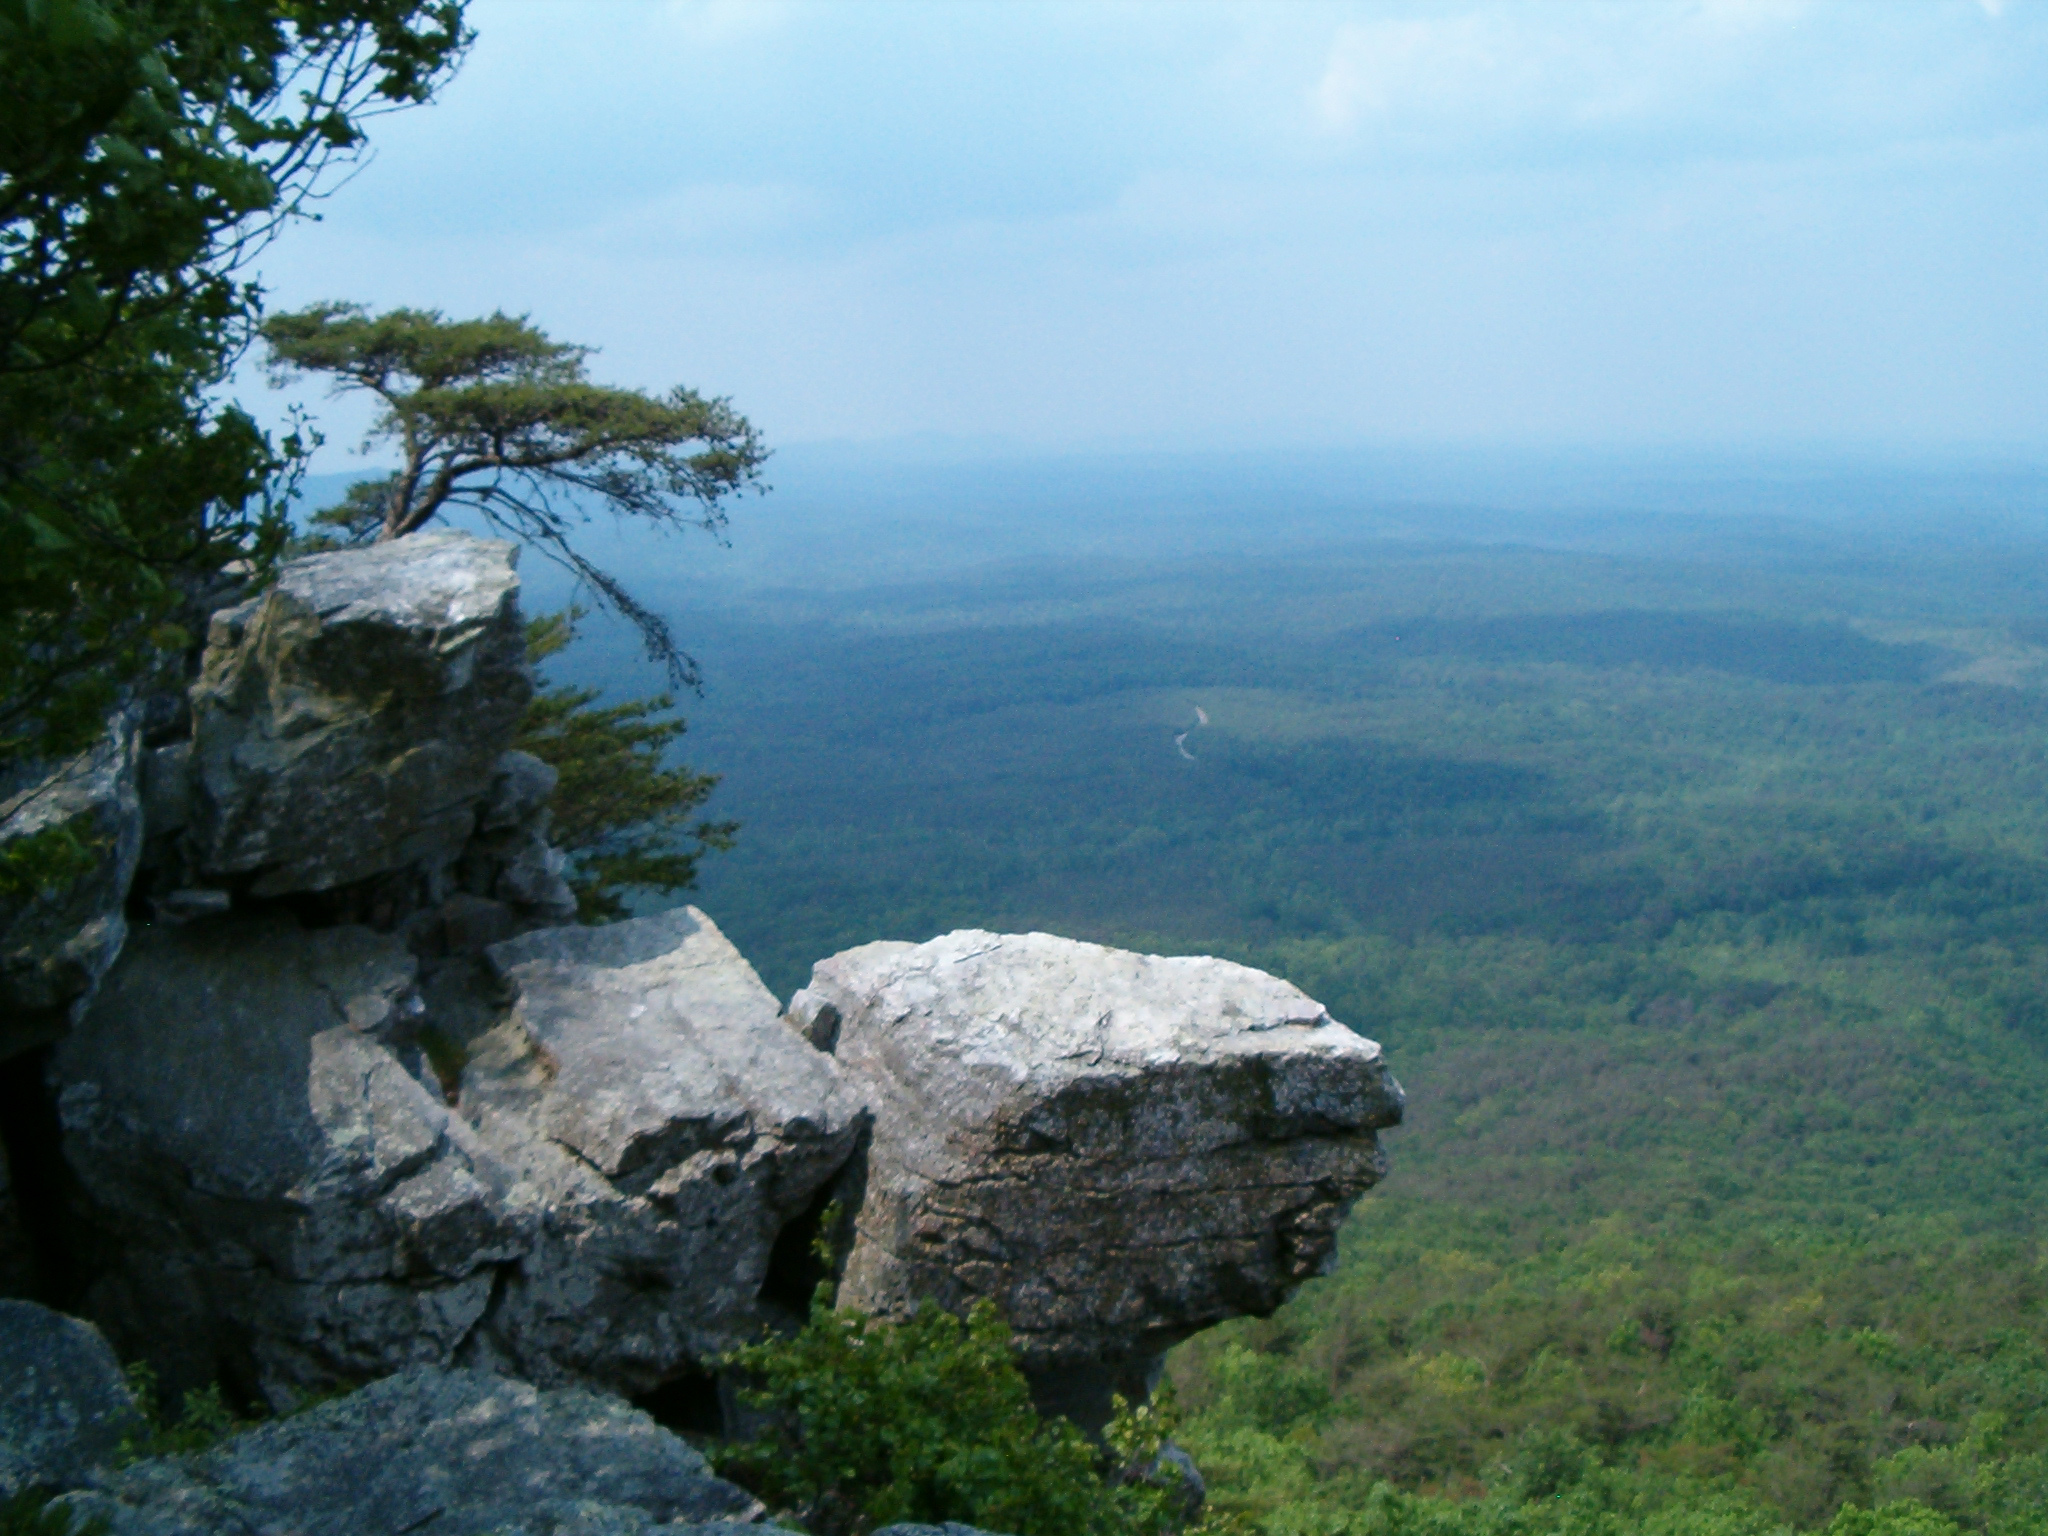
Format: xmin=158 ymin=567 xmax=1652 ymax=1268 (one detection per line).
xmin=262 ymin=303 xmax=766 ymax=691
xmin=514 ymin=609 xmax=734 ymax=923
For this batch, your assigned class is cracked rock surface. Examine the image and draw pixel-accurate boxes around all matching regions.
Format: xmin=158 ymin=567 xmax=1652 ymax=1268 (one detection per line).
xmin=460 ymin=904 xmax=869 ymax=1389
xmin=57 ymin=1366 xmax=760 ymax=1536
xmin=795 ymin=929 xmax=1404 ymax=1416
xmin=186 ymin=531 xmax=530 ymax=896
xmin=53 ymin=906 xmax=865 ymax=1406
xmin=52 ymin=917 xmax=524 ymax=1407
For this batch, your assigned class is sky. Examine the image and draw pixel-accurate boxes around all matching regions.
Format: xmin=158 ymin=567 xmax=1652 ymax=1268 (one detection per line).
xmin=247 ymin=0 xmax=2048 ymax=470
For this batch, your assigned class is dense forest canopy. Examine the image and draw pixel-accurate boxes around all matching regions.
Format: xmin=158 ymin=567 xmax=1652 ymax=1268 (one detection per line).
xmin=529 ymin=453 xmax=2048 ymax=1535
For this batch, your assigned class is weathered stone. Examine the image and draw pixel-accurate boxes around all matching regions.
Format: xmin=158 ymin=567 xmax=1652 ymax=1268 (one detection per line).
xmin=52 ymin=918 xmax=527 ymax=1407
xmin=481 ymin=749 xmax=559 ymax=831
xmin=137 ymin=740 xmax=192 ymax=848
xmin=186 ymin=531 xmax=530 ymax=896
xmin=0 ymin=711 xmax=143 ymax=1059
xmin=56 ymin=1366 xmax=759 ymax=1536
xmin=0 ymin=1299 xmax=141 ymax=1496
xmin=803 ymin=930 xmax=1403 ymax=1420
xmin=460 ymin=905 xmax=868 ymax=1390
xmin=54 ymin=906 xmax=866 ymax=1405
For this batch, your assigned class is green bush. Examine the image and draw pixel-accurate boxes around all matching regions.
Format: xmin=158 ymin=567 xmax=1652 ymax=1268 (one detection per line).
xmin=115 ymin=1361 xmax=239 ymax=1463
xmin=715 ymin=1287 xmax=1180 ymax=1536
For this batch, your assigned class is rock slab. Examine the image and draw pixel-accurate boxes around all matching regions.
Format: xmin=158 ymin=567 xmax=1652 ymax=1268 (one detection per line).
xmin=0 ymin=710 xmax=142 ymax=1058
xmin=797 ymin=929 xmax=1404 ymax=1406
xmin=52 ymin=917 xmax=526 ymax=1406
xmin=186 ymin=531 xmax=530 ymax=896
xmin=58 ymin=1366 xmax=759 ymax=1536
xmin=462 ymin=904 xmax=869 ymax=1389
xmin=0 ymin=1299 xmax=140 ymax=1496
xmin=55 ymin=906 xmax=865 ymax=1405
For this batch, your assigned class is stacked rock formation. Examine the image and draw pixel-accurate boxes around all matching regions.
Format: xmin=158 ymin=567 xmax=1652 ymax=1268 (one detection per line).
xmin=0 ymin=528 xmax=1405 ymax=1525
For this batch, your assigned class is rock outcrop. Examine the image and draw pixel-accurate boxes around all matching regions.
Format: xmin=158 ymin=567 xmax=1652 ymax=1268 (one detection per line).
xmin=450 ymin=904 xmax=869 ymax=1390
xmin=2 ymin=509 xmax=1409 ymax=1528
xmin=0 ymin=710 xmax=142 ymax=1059
xmin=793 ymin=929 xmax=1404 ymax=1423
xmin=52 ymin=917 xmax=523 ymax=1406
xmin=53 ymin=906 xmax=864 ymax=1406
xmin=56 ymin=1366 xmax=759 ymax=1536
xmin=184 ymin=530 xmax=531 ymax=899
xmin=0 ymin=1300 xmax=140 ymax=1497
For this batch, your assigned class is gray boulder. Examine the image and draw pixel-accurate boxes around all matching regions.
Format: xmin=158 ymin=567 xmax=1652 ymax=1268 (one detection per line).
xmin=460 ymin=905 xmax=868 ymax=1390
xmin=0 ymin=710 xmax=142 ymax=1059
xmin=185 ymin=531 xmax=530 ymax=897
xmin=55 ymin=907 xmax=865 ymax=1406
xmin=451 ymin=749 xmax=577 ymax=925
xmin=56 ymin=1366 xmax=759 ymax=1536
xmin=52 ymin=917 xmax=528 ymax=1407
xmin=0 ymin=1299 xmax=141 ymax=1496
xmin=797 ymin=929 xmax=1403 ymax=1424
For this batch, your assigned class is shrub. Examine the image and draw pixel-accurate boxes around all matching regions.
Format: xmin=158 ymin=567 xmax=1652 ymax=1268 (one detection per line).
xmin=715 ymin=1287 xmax=1179 ymax=1536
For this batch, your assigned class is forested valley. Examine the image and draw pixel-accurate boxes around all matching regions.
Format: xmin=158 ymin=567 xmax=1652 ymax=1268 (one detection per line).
xmin=533 ymin=448 xmax=2048 ymax=1536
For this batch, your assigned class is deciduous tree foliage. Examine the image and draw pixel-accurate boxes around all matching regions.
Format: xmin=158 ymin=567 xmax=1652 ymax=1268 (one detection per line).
xmin=0 ymin=0 xmax=469 ymax=769
xmin=717 ymin=1289 xmax=1180 ymax=1536
xmin=262 ymin=303 xmax=767 ymax=689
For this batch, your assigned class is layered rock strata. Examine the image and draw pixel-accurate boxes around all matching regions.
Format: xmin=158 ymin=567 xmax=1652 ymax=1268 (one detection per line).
xmin=792 ymin=929 xmax=1405 ymax=1423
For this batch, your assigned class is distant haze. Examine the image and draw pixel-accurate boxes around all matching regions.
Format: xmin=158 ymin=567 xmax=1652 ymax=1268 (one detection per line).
xmin=248 ymin=0 xmax=2048 ymax=467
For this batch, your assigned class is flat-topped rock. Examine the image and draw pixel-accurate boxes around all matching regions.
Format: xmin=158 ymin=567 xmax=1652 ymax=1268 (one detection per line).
xmin=186 ymin=531 xmax=530 ymax=896
xmin=463 ymin=905 xmax=868 ymax=1387
xmin=795 ymin=929 xmax=1403 ymax=1423
xmin=56 ymin=1366 xmax=758 ymax=1536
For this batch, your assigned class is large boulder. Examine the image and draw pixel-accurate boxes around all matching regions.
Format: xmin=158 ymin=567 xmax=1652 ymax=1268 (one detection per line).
xmin=459 ymin=904 xmax=869 ymax=1390
xmin=793 ymin=930 xmax=1404 ymax=1424
xmin=0 ymin=1299 xmax=141 ymax=1496
xmin=185 ymin=531 xmax=531 ymax=897
xmin=55 ymin=1366 xmax=759 ymax=1536
xmin=54 ymin=906 xmax=864 ymax=1406
xmin=52 ymin=916 xmax=524 ymax=1407
xmin=0 ymin=710 xmax=142 ymax=1059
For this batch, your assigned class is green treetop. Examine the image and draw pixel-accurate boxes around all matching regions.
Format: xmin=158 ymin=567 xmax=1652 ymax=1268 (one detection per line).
xmin=262 ymin=303 xmax=767 ymax=690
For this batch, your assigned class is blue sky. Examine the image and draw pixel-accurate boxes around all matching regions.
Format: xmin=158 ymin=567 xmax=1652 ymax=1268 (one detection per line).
xmin=249 ymin=0 xmax=2048 ymax=467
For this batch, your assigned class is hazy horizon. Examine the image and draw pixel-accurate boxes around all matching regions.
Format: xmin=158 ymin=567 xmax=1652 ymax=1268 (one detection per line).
xmin=244 ymin=0 xmax=2048 ymax=472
